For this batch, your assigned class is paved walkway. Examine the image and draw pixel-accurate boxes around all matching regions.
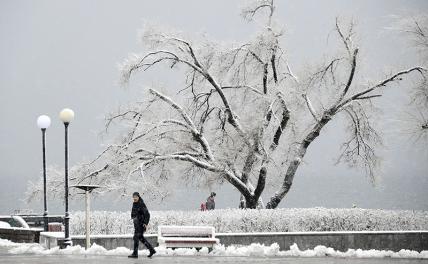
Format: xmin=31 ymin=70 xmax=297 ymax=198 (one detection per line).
xmin=2 ymin=255 xmax=428 ymax=264
xmin=1 ymin=247 xmax=427 ymax=264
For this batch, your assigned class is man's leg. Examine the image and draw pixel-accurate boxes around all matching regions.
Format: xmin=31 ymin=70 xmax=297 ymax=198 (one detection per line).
xmin=128 ymin=232 xmax=140 ymax=258
xmin=139 ymin=232 xmax=156 ymax=257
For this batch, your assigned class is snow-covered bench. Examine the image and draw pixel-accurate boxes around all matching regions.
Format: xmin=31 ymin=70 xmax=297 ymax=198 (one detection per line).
xmin=157 ymin=225 xmax=219 ymax=249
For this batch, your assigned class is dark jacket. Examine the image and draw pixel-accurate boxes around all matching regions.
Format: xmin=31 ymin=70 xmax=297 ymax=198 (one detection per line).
xmin=131 ymin=197 xmax=150 ymax=230
xmin=206 ymin=196 xmax=215 ymax=210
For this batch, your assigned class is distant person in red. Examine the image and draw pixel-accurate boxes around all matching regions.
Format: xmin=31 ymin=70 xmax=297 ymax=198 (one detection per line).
xmin=200 ymin=202 xmax=207 ymax=211
xmin=206 ymin=192 xmax=216 ymax=210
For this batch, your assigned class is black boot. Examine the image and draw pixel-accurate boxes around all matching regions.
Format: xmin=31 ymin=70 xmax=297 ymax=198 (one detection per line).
xmin=147 ymin=249 xmax=156 ymax=258
xmin=128 ymin=252 xmax=138 ymax=258
xmin=142 ymin=237 xmax=156 ymax=258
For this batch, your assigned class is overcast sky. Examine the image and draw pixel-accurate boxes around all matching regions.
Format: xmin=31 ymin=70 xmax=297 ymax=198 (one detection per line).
xmin=0 ymin=0 xmax=427 ymax=214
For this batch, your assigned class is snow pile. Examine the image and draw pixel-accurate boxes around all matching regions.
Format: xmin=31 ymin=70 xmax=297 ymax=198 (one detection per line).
xmin=0 ymin=238 xmax=20 ymax=247
xmin=0 ymin=221 xmax=11 ymax=228
xmin=7 ymin=242 xmax=132 ymax=256
xmin=211 ymin=243 xmax=281 ymax=256
xmin=281 ymin=244 xmax=428 ymax=259
xmin=70 ymin=208 xmax=428 ymax=235
xmin=2 ymin=238 xmax=427 ymax=259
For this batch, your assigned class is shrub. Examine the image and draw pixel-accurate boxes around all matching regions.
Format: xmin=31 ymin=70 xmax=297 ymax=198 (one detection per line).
xmin=70 ymin=208 xmax=428 ymax=235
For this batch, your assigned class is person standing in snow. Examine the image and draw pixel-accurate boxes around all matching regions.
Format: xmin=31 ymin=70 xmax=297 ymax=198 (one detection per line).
xmin=128 ymin=192 xmax=156 ymax=258
xmin=206 ymin=192 xmax=216 ymax=210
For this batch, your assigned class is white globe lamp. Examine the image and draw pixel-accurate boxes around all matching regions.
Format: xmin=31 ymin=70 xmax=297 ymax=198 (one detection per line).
xmin=37 ymin=115 xmax=51 ymax=129
xmin=59 ymin=108 xmax=75 ymax=123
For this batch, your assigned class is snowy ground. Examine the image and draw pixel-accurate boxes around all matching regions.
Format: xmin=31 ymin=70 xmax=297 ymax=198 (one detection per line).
xmin=1 ymin=238 xmax=427 ymax=263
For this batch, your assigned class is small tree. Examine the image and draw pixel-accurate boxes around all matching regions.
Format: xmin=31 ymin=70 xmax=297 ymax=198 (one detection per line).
xmin=27 ymin=1 xmax=426 ymax=209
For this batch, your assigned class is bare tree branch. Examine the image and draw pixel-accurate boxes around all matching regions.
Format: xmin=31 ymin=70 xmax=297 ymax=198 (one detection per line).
xmin=338 ymin=67 xmax=426 ymax=109
xmin=302 ymin=93 xmax=319 ymax=122
xmin=149 ymin=88 xmax=215 ymax=161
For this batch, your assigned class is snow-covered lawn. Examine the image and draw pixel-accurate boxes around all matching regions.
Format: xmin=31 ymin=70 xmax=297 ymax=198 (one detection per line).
xmin=1 ymin=238 xmax=427 ymax=259
xmin=70 ymin=208 xmax=428 ymax=235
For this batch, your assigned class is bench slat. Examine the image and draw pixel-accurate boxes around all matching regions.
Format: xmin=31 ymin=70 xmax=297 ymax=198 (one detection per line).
xmin=159 ymin=237 xmax=218 ymax=243
xmin=158 ymin=225 xmax=218 ymax=248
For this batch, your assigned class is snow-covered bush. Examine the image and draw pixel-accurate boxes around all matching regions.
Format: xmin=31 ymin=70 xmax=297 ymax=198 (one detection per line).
xmin=70 ymin=208 xmax=428 ymax=235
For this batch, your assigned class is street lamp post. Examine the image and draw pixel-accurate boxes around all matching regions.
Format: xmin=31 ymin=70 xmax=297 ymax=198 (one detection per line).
xmin=59 ymin=108 xmax=74 ymax=247
xmin=37 ymin=115 xmax=51 ymax=232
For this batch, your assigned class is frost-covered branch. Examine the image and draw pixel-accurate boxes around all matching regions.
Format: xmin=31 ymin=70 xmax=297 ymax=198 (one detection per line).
xmin=242 ymin=0 xmax=275 ymax=26
xmin=148 ymin=88 xmax=215 ymax=161
xmin=302 ymin=93 xmax=319 ymax=122
xmin=337 ymin=104 xmax=381 ymax=180
xmin=338 ymin=67 xmax=426 ymax=109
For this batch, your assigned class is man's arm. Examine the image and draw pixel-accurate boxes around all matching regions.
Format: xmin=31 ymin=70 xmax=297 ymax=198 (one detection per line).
xmin=131 ymin=206 xmax=136 ymax=219
xmin=141 ymin=205 xmax=150 ymax=225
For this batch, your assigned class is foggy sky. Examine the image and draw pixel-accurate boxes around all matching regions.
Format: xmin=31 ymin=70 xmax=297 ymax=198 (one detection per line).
xmin=0 ymin=0 xmax=427 ymax=214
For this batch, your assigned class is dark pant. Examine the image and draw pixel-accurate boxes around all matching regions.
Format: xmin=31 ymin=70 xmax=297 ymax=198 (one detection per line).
xmin=133 ymin=228 xmax=154 ymax=254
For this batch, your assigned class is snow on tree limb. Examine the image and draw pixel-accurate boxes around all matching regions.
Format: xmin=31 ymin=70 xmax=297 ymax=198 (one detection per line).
xmin=302 ymin=93 xmax=319 ymax=122
xmin=148 ymin=88 xmax=215 ymax=161
xmin=337 ymin=67 xmax=426 ymax=110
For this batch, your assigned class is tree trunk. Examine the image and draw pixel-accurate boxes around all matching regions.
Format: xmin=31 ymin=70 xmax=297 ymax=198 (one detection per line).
xmin=238 ymin=194 xmax=263 ymax=209
xmin=266 ymin=111 xmax=334 ymax=209
xmin=245 ymin=196 xmax=258 ymax=209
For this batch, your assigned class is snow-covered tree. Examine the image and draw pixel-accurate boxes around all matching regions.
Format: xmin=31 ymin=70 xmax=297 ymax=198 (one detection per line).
xmin=399 ymin=15 xmax=428 ymax=142
xmin=26 ymin=0 xmax=426 ymax=209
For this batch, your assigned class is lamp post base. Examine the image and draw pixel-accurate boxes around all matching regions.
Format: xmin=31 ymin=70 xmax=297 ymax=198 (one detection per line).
xmin=43 ymin=212 xmax=48 ymax=232
xmin=57 ymin=238 xmax=73 ymax=249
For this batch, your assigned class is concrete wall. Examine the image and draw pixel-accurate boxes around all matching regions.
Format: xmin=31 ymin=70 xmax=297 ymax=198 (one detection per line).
xmin=217 ymin=231 xmax=428 ymax=252
xmin=71 ymin=234 xmax=157 ymax=250
xmin=40 ymin=231 xmax=428 ymax=252
xmin=0 ymin=227 xmax=41 ymax=243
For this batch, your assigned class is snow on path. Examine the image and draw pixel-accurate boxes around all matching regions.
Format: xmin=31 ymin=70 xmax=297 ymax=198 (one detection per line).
xmin=1 ymin=238 xmax=427 ymax=259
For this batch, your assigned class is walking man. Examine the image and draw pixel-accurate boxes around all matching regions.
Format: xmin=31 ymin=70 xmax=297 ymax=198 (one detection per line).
xmin=128 ymin=192 xmax=156 ymax=258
